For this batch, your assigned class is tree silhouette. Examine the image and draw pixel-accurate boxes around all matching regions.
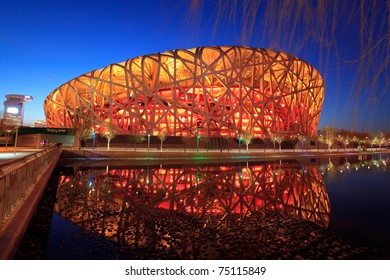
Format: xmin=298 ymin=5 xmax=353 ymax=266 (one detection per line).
xmin=241 ymin=131 xmax=253 ymax=152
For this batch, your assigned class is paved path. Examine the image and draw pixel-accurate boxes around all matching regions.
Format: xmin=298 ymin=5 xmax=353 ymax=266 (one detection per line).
xmin=0 ymin=148 xmax=42 ymax=164
xmin=62 ymin=147 xmax=390 ymax=160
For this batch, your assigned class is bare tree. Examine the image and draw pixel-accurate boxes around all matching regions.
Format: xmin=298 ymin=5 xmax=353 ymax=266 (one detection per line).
xmin=317 ymin=127 xmax=335 ymax=151
xmin=1 ymin=111 xmax=20 ymax=150
xmin=343 ymin=135 xmax=350 ymax=151
xmin=158 ymin=128 xmax=168 ymax=151
xmin=336 ymin=135 xmax=344 ymax=151
xmin=1 ymin=126 xmax=17 ymax=150
xmin=102 ymin=125 xmax=116 ymax=150
xmin=274 ymin=132 xmax=284 ymax=153
xmin=241 ymin=131 xmax=253 ymax=152
xmin=78 ymin=127 xmax=93 ymax=149
xmin=351 ymin=136 xmax=362 ymax=151
xmin=133 ymin=132 xmax=146 ymax=151
xmin=377 ymin=132 xmax=386 ymax=150
xmin=369 ymin=136 xmax=378 ymax=150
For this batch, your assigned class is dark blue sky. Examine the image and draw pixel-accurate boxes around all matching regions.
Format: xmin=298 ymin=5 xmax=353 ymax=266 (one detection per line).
xmin=0 ymin=0 xmax=388 ymax=132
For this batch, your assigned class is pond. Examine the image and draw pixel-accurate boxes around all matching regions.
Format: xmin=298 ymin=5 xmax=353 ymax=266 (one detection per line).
xmin=15 ymin=153 xmax=390 ymax=259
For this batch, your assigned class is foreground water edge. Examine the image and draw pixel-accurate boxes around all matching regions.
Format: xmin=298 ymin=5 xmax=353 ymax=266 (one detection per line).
xmin=14 ymin=152 xmax=390 ymax=259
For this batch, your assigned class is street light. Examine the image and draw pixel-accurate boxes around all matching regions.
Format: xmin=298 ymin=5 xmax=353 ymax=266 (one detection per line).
xmin=195 ymin=130 xmax=199 ymax=152
xmin=236 ymin=130 xmax=242 ymax=152
xmin=13 ymin=126 xmax=19 ymax=155
xmin=337 ymin=135 xmax=342 ymax=151
xmin=297 ymin=133 xmax=305 ymax=152
xmin=92 ymin=131 xmax=96 ymax=150
xmin=272 ymin=135 xmax=276 ymax=152
xmin=147 ymin=134 xmax=151 ymax=150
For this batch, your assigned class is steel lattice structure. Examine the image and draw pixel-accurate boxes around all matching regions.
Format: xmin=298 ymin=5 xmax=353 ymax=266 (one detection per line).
xmin=44 ymin=46 xmax=325 ymax=137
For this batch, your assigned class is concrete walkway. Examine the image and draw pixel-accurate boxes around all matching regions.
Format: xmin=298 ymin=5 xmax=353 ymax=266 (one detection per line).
xmin=0 ymin=147 xmax=61 ymax=259
xmin=61 ymin=147 xmax=390 ymax=161
xmin=0 ymin=147 xmax=41 ymax=163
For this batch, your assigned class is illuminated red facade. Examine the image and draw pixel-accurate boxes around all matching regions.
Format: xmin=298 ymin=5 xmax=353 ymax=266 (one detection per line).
xmin=44 ymin=46 xmax=325 ymax=137
xmin=56 ymin=162 xmax=330 ymax=230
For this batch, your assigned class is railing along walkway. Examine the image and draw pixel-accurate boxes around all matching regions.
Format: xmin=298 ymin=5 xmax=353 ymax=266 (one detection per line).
xmin=0 ymin=146 xmax=62 ymax=259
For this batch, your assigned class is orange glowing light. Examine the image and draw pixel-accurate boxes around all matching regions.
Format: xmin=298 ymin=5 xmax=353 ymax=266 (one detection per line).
xmin=45 ymin=46 xmax=324 ymax=137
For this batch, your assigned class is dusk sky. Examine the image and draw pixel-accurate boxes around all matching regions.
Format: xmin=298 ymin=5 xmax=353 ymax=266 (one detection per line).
xmin=0 ymin=0 xmax=388 ymax=132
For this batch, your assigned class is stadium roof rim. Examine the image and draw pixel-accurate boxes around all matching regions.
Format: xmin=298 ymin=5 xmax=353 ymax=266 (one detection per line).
xmin=52 ymin=45 xmax=310 ymax=91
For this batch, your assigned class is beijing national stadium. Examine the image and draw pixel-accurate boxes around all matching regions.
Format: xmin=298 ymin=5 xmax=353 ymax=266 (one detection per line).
xmin=44 ymin=46 xmax=325 ymax=139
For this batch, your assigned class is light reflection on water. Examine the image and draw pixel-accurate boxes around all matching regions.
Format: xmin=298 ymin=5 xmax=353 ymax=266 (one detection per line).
xmin=55 ymin=160 xmax=330 ymax=232
xmin=320 ymin=153 xmax=390 ymax=257
xmin=46 ymin=153 xmax=390 ymax=259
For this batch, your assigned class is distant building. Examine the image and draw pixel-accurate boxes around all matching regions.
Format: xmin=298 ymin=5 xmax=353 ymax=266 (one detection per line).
xmin=34 ymin=120 xmax=47 ymax=127
xmin=2 ymin=94 xmax=33 ymax=126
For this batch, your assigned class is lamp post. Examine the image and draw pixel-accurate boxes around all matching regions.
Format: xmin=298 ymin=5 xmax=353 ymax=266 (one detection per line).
xmin=92 ymin=131 xmax=96 ymax=150
xmin=236 ymin=131 xmax=242 ymax=153
xmin=344 ymin=138 xmax=349 ymax=151
xmin=13 ymin=126 xmax=19 ymax=155
xmin=147 ymin=133 xmax=151 ymax=150
xmin=337 ymin=135 xmax=342 ymax=151
xmin=195 ymin=130 xmax=199 ymax=152
xmin=272 ymin=135 xmax=276 ymax=152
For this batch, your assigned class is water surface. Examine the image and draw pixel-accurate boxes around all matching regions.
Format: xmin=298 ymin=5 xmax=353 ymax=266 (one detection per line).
xmin=17 ymin=153 xmax=390 ymax=259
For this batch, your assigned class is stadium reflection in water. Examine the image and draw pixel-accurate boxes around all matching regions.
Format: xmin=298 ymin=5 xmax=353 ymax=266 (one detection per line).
xmin=55 ymin=160 xmax=331 ymax=240
xmin=41 ymin=154 xmax=389 ymax=259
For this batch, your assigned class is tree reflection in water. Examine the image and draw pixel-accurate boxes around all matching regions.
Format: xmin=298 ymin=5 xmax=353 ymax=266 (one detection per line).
xmin=53 ymin=160 xmax=332 ymax=259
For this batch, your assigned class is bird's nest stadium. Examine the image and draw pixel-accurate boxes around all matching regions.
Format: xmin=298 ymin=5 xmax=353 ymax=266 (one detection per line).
xmin=44 ymin=46 xmax=324 ymax=139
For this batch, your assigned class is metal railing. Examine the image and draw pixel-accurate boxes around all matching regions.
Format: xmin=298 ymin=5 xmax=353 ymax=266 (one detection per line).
xmin=0 ymin=146 xmax=61 ymax=231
